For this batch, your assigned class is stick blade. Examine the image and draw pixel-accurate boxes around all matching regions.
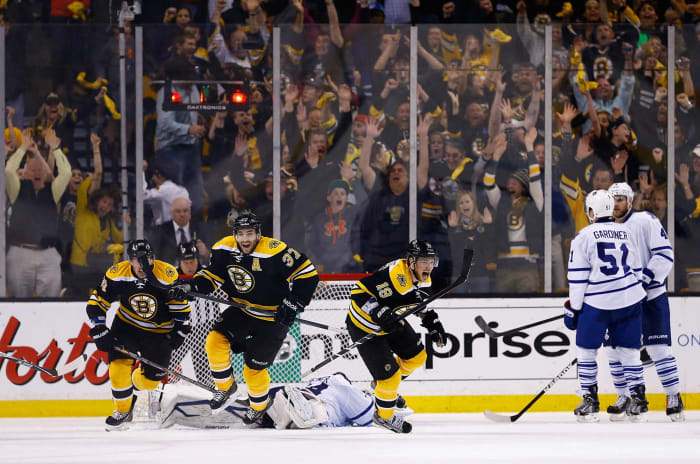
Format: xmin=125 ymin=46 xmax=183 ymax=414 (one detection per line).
xmin=56 ymin=353 xmax=88 ymax=376
xmin=474 ymin=315 xmax=500 ymax=338
xmin=483 ymin=410 xmax=515 ymax=423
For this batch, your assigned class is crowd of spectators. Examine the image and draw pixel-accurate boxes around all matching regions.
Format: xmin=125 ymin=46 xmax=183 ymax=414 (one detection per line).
xmin=4 ymin=0 xmax=700 ymax=298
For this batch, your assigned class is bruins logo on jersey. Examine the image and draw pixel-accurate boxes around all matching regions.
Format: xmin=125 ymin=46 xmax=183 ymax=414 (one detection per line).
xmin=166 ymin=267 xmax=176 ymax=279
xmin=129 ymin=294 xmax=157 ymax=319
xmin=397 ymin=274 xmax=407 ymax=287
xmin=109 ymin=265 xmax=118 ymax=274
xmin=227 ymin=265 xmax=255 ymax=293
xmin=508 ymin=212 xmax=525 ymax=231
xmin=389 ymin=206 xmax=405 ymax=223
xmin=269 ymin=240 xmax=281 ymax=249
xmin=593 ymin=56 xmax=613 ymax=80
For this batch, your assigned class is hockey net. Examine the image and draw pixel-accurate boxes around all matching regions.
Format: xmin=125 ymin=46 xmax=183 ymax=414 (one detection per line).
xmin=166 ymin=273 xmax=369 ymax=389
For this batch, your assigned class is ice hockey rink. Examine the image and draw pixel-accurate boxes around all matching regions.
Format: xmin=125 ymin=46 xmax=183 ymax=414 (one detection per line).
xmin=2 ymin=412 xmax=700 ymax=464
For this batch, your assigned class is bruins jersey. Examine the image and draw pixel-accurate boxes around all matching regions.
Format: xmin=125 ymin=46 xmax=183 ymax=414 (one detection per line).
xmin=86 ymin=260 xmax=190 ymax=334
xmin=193 ymin=236 xmax=319 ymax=321
xmin=348 ymin=259 xmax=431 ymax=335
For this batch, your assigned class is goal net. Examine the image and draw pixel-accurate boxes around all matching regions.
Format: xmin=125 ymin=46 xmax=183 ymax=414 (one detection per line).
xmin=166 ymin=273 xmax=370 ymax=389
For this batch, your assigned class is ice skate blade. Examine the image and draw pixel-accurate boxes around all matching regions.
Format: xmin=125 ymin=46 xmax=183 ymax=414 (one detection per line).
xmin=607 ymin=412 xmax=628 ymax=422
xmin=576 ymin=413 xmax=599 ymax=423
xmin=105 ymin=423 xmax=130 ymax=432
xmin=627 ymin=413 xmax=647 ymax=423
xmin=668 ymin=412 xmax=685 ymax=422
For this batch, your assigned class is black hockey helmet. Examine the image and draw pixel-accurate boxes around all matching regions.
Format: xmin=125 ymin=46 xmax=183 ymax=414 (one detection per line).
xmin=233 ymin=212 xmax=261 ymax=235
xmin=127 ymin=239 xmax=155 ymax=259
xmin=406 ymin=240 xmax=438 ymax=267
xmin=178 ymin=240 xmax=198 ymax=260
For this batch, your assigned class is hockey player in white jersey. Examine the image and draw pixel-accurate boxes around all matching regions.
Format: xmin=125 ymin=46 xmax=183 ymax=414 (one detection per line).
xmin=159 ymin=373 xmax=381 ymax=429
xmin=566 ymin=190 xmax=647 ymax=422
xmin=606 ymin=182 xmax=684 ymax=421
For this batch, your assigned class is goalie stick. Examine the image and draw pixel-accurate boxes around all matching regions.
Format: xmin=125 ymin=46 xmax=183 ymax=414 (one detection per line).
xmin=483 ymin=358 xmax=577 ymax=423
xmin=301 ymin=248 xmax=474 ymax=379
xmin=0 ymin=351 xmax=88 ymax=378
xmin=137 ymin=256 xmax=346 ymax=334
xmin=114 ymin=346 xmax=216 ymax=394
xmin=474 ymin=314 xmax=564 ymax=338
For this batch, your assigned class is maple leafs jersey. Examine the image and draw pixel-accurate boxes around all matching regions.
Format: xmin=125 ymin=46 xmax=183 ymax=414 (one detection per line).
xmin=567 ymin=218 xmax=645 ymax=311
xmin=621 ymin=211 xmax=674 ymax=301
xmin=86 ymin=260 xmax=189 ymax=333
xmin=193 ymin=236 xmax=319 ymax=321
xmin=348 ymin=258 xmax=431 ymax=334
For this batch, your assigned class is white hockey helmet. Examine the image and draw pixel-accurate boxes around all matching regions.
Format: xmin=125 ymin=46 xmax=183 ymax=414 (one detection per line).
xmin=608 ymin=182 xmax=634 ymax=205
xmin=585 ymin=189 xmax=615 ymax=222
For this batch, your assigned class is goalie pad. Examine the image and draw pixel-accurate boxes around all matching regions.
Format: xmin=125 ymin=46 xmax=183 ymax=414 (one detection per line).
xmin=266 ymin=386 xmax=328 ymax=429
xmin=158 ymin=384 xmax=250 ymax=429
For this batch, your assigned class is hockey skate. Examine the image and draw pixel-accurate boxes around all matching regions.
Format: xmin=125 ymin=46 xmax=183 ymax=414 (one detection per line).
xmin=666 ymin=393 xmax=685 ymax=422
xmin=105 ymin=396 xmax=137 ymax=431
xmin=210 ymin=381 xmax=238 ymax=415
xmin=606 ymin=395 xmax=630 ymax=422
xmin=574 ymin=386 xmax=600 ymax=423
xmin=242 ymin=400 xmax=273 ymax=425
xmin=373 ymin=411 xmax=412 ymax=433
xmin=627 ymin=385 xmax=649 ymax=422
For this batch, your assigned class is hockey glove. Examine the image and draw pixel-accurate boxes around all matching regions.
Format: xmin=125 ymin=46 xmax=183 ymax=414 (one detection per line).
xmin=641 ymin=269 xmax=654 ymax=290
xmin=275 ymin=294 xmax=304 ymax=328
xmin=168 ymin=322 xmax=191 ymax=350
xmin=169 ymin=281 xmax=192 ymax=301
xmin=90 ymin=324 xmax=114 ymax=352
xmin=370 ymin=305 xmax=401 ymax=333
xmin=563 ymin=300 xmax=580 ymax=330
xmin=421 ymin=310 xmax=446 ymax=347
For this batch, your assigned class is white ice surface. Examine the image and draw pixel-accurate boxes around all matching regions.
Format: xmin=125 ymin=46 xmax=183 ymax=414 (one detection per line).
xmin=1 ymin=412 xmax=699 ymax=464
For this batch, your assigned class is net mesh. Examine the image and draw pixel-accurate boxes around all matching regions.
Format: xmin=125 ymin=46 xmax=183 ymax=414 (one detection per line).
xmin=167 ymin=274 xmax=366 ymax=388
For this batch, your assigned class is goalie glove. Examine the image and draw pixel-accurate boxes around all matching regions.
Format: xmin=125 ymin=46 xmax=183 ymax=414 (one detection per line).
xmin=275 ymin=294 xmax=304 ymax=328
xmin=370 ymin=305 xmax=401 ymax=333
xmin=421 ymin=310 xmax=446 ymax=347
xmin=89 ymin=324 xmax=115 ymax=352
xmin=168 ymin=280 xmax=192 ymax=301
xmin=168 ymin=322 xmax=191 ymax=350
xmin=563 ymin=300 xmax=580 ymax=331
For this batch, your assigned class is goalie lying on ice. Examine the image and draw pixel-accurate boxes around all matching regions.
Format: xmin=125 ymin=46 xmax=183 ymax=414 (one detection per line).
xmin=159 ymin=373 xmax=411 ymax=429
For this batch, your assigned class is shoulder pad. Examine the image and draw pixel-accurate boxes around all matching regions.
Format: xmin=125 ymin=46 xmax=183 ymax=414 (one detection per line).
xmin=255 ymin=237 xmax=288 ymax=256
xmin=152 ymin=260 xmax=179 ymax=284
xmin=212 ymin=236 xmax=238 ymax=252
xmin=106 ymin=261 xmax=132 ymax=279
xmin=389 ymin=259 xmax=414 ymax=295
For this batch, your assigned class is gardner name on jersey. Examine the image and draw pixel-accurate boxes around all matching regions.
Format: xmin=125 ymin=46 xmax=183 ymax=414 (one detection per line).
xmin=86 ymin=260 xmax=190 ymax=333
xmin=349 ymin=258 xmax=432 ymax=334
xmin=193 ymin=235 xmax=319 ymax=320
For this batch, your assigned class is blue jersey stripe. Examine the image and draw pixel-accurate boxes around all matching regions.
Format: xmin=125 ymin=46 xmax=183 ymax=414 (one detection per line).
xmin=569 ymin=267 xmax=592 ymax=272
xmin=348 ymin=403 xmax=374 ymax=421
xmin=584 ymin=280 xmax=641 ymax=297
xmin=655 ymin=254 xmax=674 ymax=263
xmin=588 ymin=271 xmax=635 ymax=286
xmin=651 ymin=246 xmax=672 ymax=251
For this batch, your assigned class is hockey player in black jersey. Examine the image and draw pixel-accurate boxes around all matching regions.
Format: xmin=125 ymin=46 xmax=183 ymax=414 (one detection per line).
xmin=169 ymin=212 xmax=319 ymax=424
xmin=346 ymin=239 xmax=446 ymax=433
xmin=86 ymin=240 xmax=190 ymax=431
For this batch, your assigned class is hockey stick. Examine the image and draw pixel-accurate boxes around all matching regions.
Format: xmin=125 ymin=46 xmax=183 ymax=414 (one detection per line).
xmin=474 ymin=314 xmax=564 ymax=339
xmin=0 ymin=351 xmax=88 ymax=378
xmin=137 ymin=256 xmax=346 ymax=334
xmin=483 ymin=358 xmax=578 ymax=423
xmin=114 ymin=346 xmax=216 ymax=394
xmin=301 ymin=248 xmax=474 ymax=379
